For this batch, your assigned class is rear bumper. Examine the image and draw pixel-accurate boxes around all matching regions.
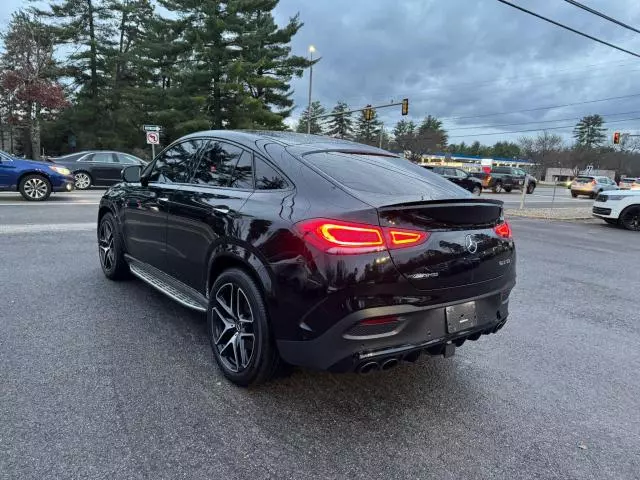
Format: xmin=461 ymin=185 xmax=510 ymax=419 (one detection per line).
xmin=277 ymin=280 xmax=514 ymax=372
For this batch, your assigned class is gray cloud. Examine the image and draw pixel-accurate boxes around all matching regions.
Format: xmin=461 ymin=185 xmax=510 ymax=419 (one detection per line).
xmin=276 ymin=0 xmax=640 ymax=144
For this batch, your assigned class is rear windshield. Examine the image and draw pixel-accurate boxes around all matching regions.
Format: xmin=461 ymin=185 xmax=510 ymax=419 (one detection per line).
xmin=621 ymin=178 xmax=635 ymax=182
xmin=575 ymin=177 xmax=594 ymax=183
xmin=304 ymin=152 xmax=449 ymax=195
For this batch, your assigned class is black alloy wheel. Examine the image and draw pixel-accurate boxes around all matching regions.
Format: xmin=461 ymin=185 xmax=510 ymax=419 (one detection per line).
xmin=493 ymin=181 xmax=503 ymax=193
xmin=208 ymin=268 xmax=281 ymax=386
xmin=472 ymin=185 xmax=481 ymax=196
xmin=620 ymin=206 xmax=640 ymax=231
xmin=98 ymin=213 xmax=130 ymax=279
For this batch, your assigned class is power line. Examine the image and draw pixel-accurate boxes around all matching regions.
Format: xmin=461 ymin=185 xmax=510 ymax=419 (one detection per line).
xmin=440 ymin=92 xmax=640 ymax=120
xmin=448 ymin=115 xmax=640 ymax=138
xmin=562 ymin=0 xmax=640 ymax=35
xmin=496 ymin=0 xmax=640 ymax=58
xmin=447 ymin=110 xmax=640 ymax=131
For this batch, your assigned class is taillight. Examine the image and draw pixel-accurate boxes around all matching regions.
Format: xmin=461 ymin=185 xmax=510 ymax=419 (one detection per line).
xmin=296 ymin=219 xmax=429 ymax=254
xmin=494 ymin=221 xmax=512 ymax=239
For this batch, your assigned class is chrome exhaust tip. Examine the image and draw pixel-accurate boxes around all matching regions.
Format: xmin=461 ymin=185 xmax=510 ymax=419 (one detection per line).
xmin=358 ymin=362 xmax=380 ymax=374
xmin=380 ymin=358 xmax=399 ymax=371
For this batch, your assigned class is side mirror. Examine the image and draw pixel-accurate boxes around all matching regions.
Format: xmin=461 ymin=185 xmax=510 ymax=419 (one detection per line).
xmin=122 ymin=165 xmax=141 ymax=183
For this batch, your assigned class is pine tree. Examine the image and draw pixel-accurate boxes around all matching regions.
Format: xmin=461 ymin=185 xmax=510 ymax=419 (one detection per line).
xmin=355 ymin=107 xmax=381 ymax=146
xmin=573 ymin=114 xmax=606 ymax=149
xmin=326 ymin=101 xmax=353 ymax=139
xmin=296 ymin=101 xmax=326 ymax=134
xmin=227 ymin=4 xmax=310 ymax=129
xmin=418 ymin=114 xmax=448 ymax=149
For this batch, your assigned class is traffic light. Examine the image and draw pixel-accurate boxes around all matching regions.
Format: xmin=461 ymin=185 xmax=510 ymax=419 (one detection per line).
xmin=401 ymin=98 xmax=409 ymax=116
xmin=364 ymin=105 xmax=373 ymax=121
xmin=613 ymin=132 xmax=621 ymax=144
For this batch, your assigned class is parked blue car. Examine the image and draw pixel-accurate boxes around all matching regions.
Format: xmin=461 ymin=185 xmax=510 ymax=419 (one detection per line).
xmin=0 ymin=150 xmax=75 ymax=201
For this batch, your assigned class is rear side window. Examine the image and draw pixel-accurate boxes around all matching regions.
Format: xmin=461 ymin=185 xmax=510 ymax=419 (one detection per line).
xmin=229 ymin=151 xmax=254 ymax=189
xmin=492 ymin=167 xmax=509 ymax=174
xmin=91 ymin=152 xmax=116 ymax=163
xmin=304 ymin=152 xmax=450 ymax=195
xmin=192 ymin=141 xmax=242 ymax=187
xmin=575 ymin=177 xmax=593 ymax=183
xmin=255 ymin=157 xmax=288 ymax=190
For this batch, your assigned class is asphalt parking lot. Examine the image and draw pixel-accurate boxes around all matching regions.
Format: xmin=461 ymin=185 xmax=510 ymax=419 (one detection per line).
xmin=1 ymin=190 xmax=639 ymax=479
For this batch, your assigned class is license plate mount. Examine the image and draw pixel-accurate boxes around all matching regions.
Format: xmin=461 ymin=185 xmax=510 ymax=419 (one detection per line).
xmin=446 ymin=301 xmax=478 ymax=334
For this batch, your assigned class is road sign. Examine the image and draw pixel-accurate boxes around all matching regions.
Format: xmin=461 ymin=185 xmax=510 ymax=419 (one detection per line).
xmin=146 ymin=132 xmax=159 ymax=145
xmin=143 ymin=125 xmax=161 ymax=132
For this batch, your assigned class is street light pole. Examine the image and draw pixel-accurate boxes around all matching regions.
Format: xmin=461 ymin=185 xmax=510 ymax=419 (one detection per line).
xmin=307 ymin=45 xmax=315 ymax=135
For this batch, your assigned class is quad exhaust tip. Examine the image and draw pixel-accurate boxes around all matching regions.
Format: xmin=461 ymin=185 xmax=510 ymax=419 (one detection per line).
xmin=381 ymin=358 xmax=399 ymax=370
xmin=358 ymin=362 xmax=380 ymax=374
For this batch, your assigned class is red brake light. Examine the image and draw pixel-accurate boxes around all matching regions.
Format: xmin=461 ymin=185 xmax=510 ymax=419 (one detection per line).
xmin=387 ymin=229 xmax=427 ymax=247
xmin=494 ymin=221 xmax=512 ymax=239
xmin=297 ymin=219 xmax=429 ymax=254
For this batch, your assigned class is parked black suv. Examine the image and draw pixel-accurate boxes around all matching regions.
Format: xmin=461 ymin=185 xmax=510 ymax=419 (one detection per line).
xmin=97 ymin=131 xmax=516 ymax=385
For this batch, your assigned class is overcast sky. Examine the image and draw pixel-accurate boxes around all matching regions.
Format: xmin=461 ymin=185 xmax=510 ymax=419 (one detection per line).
xmin=3 ymin=0 xmax=640 ymax=146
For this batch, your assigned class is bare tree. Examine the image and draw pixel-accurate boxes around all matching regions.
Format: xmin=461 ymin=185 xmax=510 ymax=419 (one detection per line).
xmin=518 ymin=130 xmax=564 ymax=176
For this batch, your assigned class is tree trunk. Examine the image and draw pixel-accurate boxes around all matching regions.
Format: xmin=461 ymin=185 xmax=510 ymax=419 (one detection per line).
xmin=31 ymin=106 xmax=41 ymax=160
xmin=87 ymin=0 xmax=98 ymax=101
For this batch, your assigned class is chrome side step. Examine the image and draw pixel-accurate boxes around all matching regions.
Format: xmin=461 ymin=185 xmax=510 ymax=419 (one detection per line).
xmin=126 ymin=256 xmax=208 ymax=312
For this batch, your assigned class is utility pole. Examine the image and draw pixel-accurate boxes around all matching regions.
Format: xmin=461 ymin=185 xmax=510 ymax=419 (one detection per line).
xmin=379 ymin=123 xmax=384 ymax=148
xmin=306 ymin=45 xmax=315 ymax=135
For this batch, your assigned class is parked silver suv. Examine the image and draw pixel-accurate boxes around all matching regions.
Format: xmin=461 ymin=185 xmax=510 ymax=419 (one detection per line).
xmin=570 ymin=175 xmax=619 ymax=199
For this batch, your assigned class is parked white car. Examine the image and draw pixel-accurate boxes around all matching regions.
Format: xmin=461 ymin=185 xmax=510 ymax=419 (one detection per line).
xmin=592 ymin=190 xmax=640 ymax=231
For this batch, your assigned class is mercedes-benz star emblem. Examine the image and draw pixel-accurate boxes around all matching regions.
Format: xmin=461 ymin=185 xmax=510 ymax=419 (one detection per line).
xmin=465 ymin=234 xmax=478 ymax=254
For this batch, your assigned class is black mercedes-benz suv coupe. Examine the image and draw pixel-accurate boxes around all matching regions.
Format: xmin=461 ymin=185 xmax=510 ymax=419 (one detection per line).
xmin=97 ymin=131 xmax=516 ymax=386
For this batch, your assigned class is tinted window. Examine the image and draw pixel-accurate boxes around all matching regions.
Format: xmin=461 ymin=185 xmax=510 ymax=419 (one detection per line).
xmin=454 ymin=169 xmax=467 ymax=178
xmin=492 ymin=167 xmax=509 ymax=173
xmin=192 ymin=141 xmax=242 ymax=187
xmin=255 ymin=157 xmax=288 ymax=190
xmin=305 ymin=152 xmax=451 ymax=195
xmin=432 ymin=167 xmax=444 ymax=175
xmin=514 ymin=169 xmax=526 ymax=175
xmin=575 ymin=176 xmax=594 ymax=183
xmin=148 ymin=139 xmax=202 ymax=183
xmin=91 ymin=152 xmax=116 ymax=163
xmin=443 ymin=168 xmax=456 ymax=176
xmin=229 ymin=151 xmax=253 ymax=189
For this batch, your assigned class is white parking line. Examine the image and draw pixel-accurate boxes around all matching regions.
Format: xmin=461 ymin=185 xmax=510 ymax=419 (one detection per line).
xmin=0 ymin=223 xmax=95 ymax=234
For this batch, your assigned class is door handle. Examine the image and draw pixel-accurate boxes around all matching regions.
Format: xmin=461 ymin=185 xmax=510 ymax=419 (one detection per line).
xmin=213 ymin=206 xmax=230 ymax=214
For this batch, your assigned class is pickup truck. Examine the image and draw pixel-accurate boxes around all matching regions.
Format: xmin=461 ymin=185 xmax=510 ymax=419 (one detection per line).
xmin=471 ymin=166 xmax=537 ymax=194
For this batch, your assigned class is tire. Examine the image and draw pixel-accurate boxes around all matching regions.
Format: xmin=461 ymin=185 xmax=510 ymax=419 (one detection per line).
xmin=620 ymin=206 xmax=640 ymax=231
xmin=97 ymin=212 xmax=130 ymax=280
xmin=492 ymin=181 xmax=503 ymax=193
xmin=208 ymin=268 xmax=281 ymax=386
xmin=472 ymin=185 xmax=481 ymax=196
xmin=504 ymin=187 xmax=512 ymax=193
xmin=19 ymin=174 xmax=51 ymax=201
xmin=74 ymin=171 xmax=92 ymax=190
xmin=526 ymin=183 xmax=536 ymax=194
xmin=571 ymin=192 xmax=578 ymax=198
